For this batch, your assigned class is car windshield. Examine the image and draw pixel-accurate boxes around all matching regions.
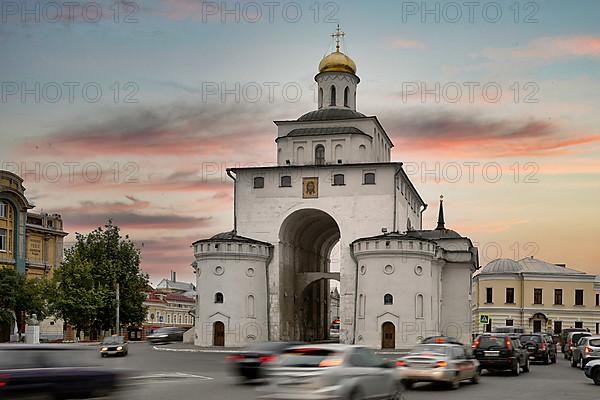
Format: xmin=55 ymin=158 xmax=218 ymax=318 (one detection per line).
xmin=101 ymin=336 xmax=124 ymax=344
xmin=478 ymin=336 xmax=507 ymax=349
xmin=279 ymin=348 xmax=342 ymax=367
xmin=411 ymin=345 xmax=449 ymax=355
xmin=589 ymin=339 xmax=600 ymax=347
xmin=572 ymin=333 xmax=591 ymax=342
xmin=519 ymin=335 xmax=541 ymax=343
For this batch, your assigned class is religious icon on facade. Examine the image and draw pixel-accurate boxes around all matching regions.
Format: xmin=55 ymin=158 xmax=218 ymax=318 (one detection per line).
xmin=303 ymin=177 xmax=318 ymax=198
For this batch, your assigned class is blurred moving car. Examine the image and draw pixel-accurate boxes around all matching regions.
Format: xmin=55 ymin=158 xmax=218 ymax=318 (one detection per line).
xmin=0 ymin=344 xmax=124 ymax=399
xmin=226 ymin=341 xmax=302 ymax=381
xmin=259 ymin=344 xmax=403 ymax=400
xmin=420 ymin=336 xmax=462 ymax=345
xmin=519 ymin=334 xmax=556 ymax=364
xmin=100 ymin=335 xmax=128 ymax=357
xmin=571 ymin=336 xmax=600 ymax=369
xmin=565 ymin=331 xmax=592 ymax=361
xmin=583 ymin=359 xmax=600 ymax=385
xmin=146 ymin=326 xmax=186 ymax=344
xmin=396 ymin=343 xmax=480 ymax=390
xmin=560 ymin=328 xmax=589 ymax=356
xmin=472 ymin=334 xmax=530 ymax=375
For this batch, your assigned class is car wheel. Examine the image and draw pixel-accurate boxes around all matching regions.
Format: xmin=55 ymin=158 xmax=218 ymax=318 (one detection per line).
xmin=593 ymin=368 xmax=600 ymax=386
xmin=512 ymin=359 xmax=521 ymax=376
xmin=389 ymin=383 xmax=404 ymax=400
xmin=348 ymin=388 xmax=363 ymax=400
xmin=522 ymin=358 xmax=530 ymax=373
xmin=471 ymin=370 xmax=480 ymax=384
xmin=402 ymin=380 xmax=413 ymax=390
xmin=571 ymin=355 xmax=578 ymax=367
xmin=580 ymin=357 xmax=587 ymax=369
xmin=543 ymin=353 xmax=550 ymax=365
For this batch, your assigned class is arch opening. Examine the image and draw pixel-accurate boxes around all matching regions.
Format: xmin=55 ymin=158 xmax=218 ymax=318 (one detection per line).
xmin=279 ymin=209 xmax=341 ymax=342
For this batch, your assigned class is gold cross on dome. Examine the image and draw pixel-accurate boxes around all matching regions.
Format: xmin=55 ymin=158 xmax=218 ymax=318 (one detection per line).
xmin=331 ymin=24 xmax=345 ymax=52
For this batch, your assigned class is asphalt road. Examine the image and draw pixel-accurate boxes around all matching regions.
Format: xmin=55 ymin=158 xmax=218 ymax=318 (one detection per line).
xmin=96 ymin=343 xmax=598 ymax=400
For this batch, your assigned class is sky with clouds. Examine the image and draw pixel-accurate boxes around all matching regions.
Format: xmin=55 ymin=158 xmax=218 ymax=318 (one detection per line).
xmin=1 ymin=0 xmax=599 ymax=283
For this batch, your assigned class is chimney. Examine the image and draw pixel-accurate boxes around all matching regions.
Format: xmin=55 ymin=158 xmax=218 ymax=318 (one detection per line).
xmin=171 ymin=270 xmax=176 ymax=282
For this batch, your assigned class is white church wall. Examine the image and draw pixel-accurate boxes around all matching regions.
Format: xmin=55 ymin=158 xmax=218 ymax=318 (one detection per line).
xmin=441 ymin=262 xmax=474 ymax=344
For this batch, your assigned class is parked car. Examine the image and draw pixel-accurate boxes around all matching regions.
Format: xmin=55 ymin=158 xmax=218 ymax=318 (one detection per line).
xmin=571 ymin=336 xmax=600 ymax=369
xmin=560 ymin=328 xmax=589 ymax=356
xmin=258 ymin=344 xmax=403 ymax=400
xmin=0 ymin=344 xmax=125 ymax=399
xmin=583 ymin=359 xmax=600 ymax=385
xmin=565 ymin=331 xmax=592 ymax=360
xmin=146 ymin=326 xmax=187 ymax=344
xmin=420 ymin=336 xmax=463 ymax=345
xmin=396 ymin=343 xmax=479 ymax=390
xmin=226 ymin=341 xmax=302 ymax=381
xmin=519 ymin=334 xmax=556 ymax=364
xmin=472 ymin=334 xmax=529 ymax=375
xmin=100 ymin=335 xmax=128 ymax=357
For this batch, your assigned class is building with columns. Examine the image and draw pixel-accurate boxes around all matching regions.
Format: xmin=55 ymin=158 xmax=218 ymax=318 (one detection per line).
xmin=192 ymin=30 xmax=478 ymax=349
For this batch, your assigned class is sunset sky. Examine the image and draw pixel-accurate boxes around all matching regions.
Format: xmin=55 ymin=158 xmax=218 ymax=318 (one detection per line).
xmin=1 ymin=0 xmax=599 ymax=284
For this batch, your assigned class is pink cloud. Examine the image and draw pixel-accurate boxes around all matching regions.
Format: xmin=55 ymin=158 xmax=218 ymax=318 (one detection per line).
xmin=390 ymin=37 xmax=426 ymax=49
xmin=482 ymin=36 xmax=600 ymax=60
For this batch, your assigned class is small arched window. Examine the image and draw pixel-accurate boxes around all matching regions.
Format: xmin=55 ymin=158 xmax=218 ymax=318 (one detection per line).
xmin=315 ymin=145 xmax=325 ymax=165
xmin=318 ymin=88 xmax=323 ymax=108
xmin=416 ymin=294 xmax=424 ymax=318
xmin=344 ymin=86 xmax=349 ymax=107
xmin=363 ymin=172 xmax=376 ymax=185
xmin=247 ymin=295 xmax=255 ymax=318
xmin=384 ymin=293 xmax=393 ymax=305
xmin=330 ymin=85 xmax=336 ymax=106
xmin=215 ymin=292 xmax=224 ymax=304
xmin=280 ymin=175 xmax=292 ymax=187
xmin=296 ymin=146 xmax=305 ymax=163
xmin=359 ymin=294 xmax=365 ymax=317
xmin=334 ymin=144 xmax=343 ymax=161
xmin=358 ymin=144 xmax=366 ymax=161
xmin=253 ymin=176 xmax=264 ymax=189
xmin=333 ymin=174 xmax=344 ymax=186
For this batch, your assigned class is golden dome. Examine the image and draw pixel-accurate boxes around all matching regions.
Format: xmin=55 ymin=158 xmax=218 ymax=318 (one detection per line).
xmin=318 ymin=50 xmax=357 ymax=74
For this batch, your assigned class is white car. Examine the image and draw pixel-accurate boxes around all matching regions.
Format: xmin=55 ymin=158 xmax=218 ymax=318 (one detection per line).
xmin=259 ymin=344 xmax=403 ymax=400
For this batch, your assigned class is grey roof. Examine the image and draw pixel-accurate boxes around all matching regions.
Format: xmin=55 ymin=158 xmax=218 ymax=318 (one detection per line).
xmin=351 ymin=231 xmax=438 ymax=245
xmin=480 ymin=257 xmax=586 ymax=275
xmin=286 ymin=126 xmax=366 ymax=137
xmin=297 ymin=108 xmax=366 ymax=121
xmin=412 ymin=229 xmax=463 ymax=240
xmin=193 ymin=230 xmax=272 ymax=246
xmin=156 ymin=279 xmax=195 ymax=292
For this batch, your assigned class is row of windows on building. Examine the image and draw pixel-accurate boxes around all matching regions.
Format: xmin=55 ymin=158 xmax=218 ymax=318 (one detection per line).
xmin=292 ymin=144 xmax=371 ymax=166
xmin=319 ymin=85 xmax=353 ymax=108
xmin=485 ymin=287 xmax=600 ymax=306
xmin=356 ymin=293 xmax=425 ymax=319
xmin=484 ymin=318 xmax=600 ymax=335
xmin=213 ymin=292 xmax=256 ymax=318
xmin=253 ymin=172 xmax=376 ymax=189
xmin=151 ymin=312 xmax=192 ymax=325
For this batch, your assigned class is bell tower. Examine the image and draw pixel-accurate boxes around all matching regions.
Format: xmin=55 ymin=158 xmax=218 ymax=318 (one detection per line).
xmin=316 ymin=25 xmax=360 ymax=111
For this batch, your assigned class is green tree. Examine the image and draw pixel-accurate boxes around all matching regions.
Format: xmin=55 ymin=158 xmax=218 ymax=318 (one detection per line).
xmin=51 ymin=220 xmax=148 ymax=336
xmin=0 ymin=268 xmax=49 ymax=337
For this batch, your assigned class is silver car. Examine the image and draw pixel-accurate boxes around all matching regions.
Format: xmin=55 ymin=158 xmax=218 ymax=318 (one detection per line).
xmin=571 ymin=336 xmax=600 ymax=369
xmin=583 ymin=358 xmax=600 ymax=385
xmin=396 ymin=343 xmax=480 ymax=390
xmin=259 ymin=344 xmax=403 ymax=400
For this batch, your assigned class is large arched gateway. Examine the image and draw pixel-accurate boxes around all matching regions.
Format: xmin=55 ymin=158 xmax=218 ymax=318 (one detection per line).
xmin=279 ymin=209 xmax=341 ymax=342
xmin=192 ymin=30 xmax=478 ymax=349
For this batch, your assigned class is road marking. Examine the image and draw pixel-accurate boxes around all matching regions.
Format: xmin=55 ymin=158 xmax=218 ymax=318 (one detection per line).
xmin=130 ymin=372 xmax=214 ymax=381
xmin=153 ymin=345 xmax=246 ymax=353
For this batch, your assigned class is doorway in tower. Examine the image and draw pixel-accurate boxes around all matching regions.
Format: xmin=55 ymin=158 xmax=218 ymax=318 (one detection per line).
xmin=279 ymin=209 xmax=341 ymax=342
xmin=382 ymin=322 xmax=395 ymax=349
xmin=213 ymin=321 xmax=225 ymax=346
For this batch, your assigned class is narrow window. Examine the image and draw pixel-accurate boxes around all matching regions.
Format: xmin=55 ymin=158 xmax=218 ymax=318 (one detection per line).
xmin=596 ymin=293 xmax=599 ymax=306
xmin=485 ymin=318 xmax=493 ymax=333
xmin=296 ymin=146 xmax=305 ymax=163
xmin=247 ymin=295 xmax=255 ymax=318
xmin=315 ymin=145 xmax=325 ymax=165
xmin=384 ymin=293 xmax=393 ymax=305
xmin=344 ymin=86 xmax=349 ymax=107
xmin=0 ymin=202 xmax=5 ymax=218
xmin=416 ymin=294 xmax=424 ymax=318
xmin=253 ymin=177 xmax=264 ymax=189
xmin=334 ymin=144 xmax=343 ymax=161
xmin=534 ymin=288 xmax=543 ymax=305
xmin=332 ymin=174 xmax=344 ymax=186
xmin=0 ymin=228 xmax=6 ymax=252
xmin=359 ymin=294 xmax=365 ymax=318
xmin=485 ymin=288 xmax=493 ymax=303
xmin=575 ymin=289 xmax=584 ymax=306
xmin=215 ymin=292 xmax=224 ymax=304
xmin=363 ymin=172 xmax=375 ymax=185
xmin=575 ymin=321 xmax=583 ymax=329
xmin=280 ymin=175 xmax=292 ymax=187
xmin=330 ymin=85 xmax=336 ymax=106
xmin=554 ymin=321 xmax=562 ymax=334
xmin=506 ymin=319 xmax=514 ymax=326
xmin=555 ymin=289 xmax=563 ymax=305
xmin=318 ymin=87 xmax=323 ymax=108
xmin=505 ymin=288 xmax=515 ymax=304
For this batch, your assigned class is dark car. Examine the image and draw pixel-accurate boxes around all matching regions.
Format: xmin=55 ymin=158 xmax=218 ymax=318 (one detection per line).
xmin=100 ymin=335 xmax=128 ymax=357
xmin=560 ymin=328 xmax=589 ymax=356
xmin=519 ymin=334 xmax=556 ymax=364
xmin=472 ymin=334 xmax=530 ymax=375
xmin=0 ymin=344 xmax=124 ymax=399
xmin=226 ymin=341 xmax=302 ymax=381
xmin=147 ymin=326 xmax=187 ymax=344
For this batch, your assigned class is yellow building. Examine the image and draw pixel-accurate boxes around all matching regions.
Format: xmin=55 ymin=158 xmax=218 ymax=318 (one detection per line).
xmin=0 ymin=170 xmax=67 ymax=278
xmin=473 ymin=257 xmax=600 ymax=335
